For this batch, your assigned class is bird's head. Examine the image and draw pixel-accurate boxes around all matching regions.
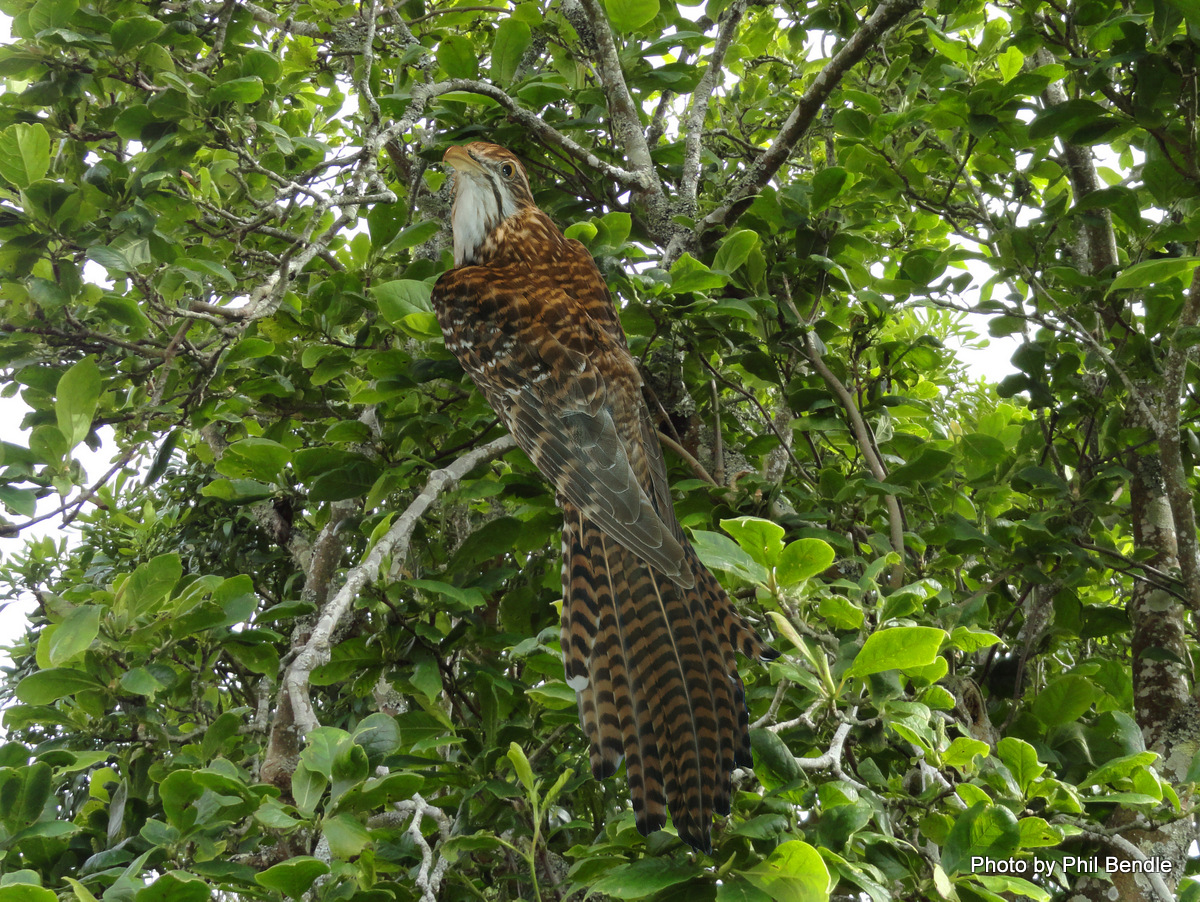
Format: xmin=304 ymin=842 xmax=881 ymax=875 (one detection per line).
xmin=443 ymin=142 xmax=536 ymax=266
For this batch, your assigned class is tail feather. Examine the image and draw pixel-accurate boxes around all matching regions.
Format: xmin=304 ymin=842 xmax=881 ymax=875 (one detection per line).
xmin=604 ymin=535 xmax=693 ymax=839
xmin=593 ymin=529 xmax=666 ymax=833
xmin=561 ymin=503 xmax=776 ymax=853
xmin=562 ymin=508 xmax=619 ymax=778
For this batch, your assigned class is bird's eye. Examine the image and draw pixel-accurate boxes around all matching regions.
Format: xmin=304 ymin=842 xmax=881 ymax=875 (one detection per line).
xmin=500 ymin=162 xmax=515 ymax=178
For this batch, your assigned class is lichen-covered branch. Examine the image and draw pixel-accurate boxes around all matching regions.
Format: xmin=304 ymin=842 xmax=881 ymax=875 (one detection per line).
xmin=1159 ymin=260 xmax=1200 ymax=611
xmin=679 ymin=0 xmax=746 ymax=212
xmin=575 ymin=0 xmax=661 ymax=189
xmin=283 ymin=436 xmax=517 ymax=735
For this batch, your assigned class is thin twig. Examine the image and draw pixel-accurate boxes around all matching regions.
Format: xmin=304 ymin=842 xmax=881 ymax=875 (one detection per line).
xmin=695 ymin=0 xmax=922 ymax=241
xmin=405 ymin=5 xmax=507 ymax=25
xmin=657 ymin=430 xmax=718 ymax=486
xmin=795 ymin=332 xmax=905 ymax=588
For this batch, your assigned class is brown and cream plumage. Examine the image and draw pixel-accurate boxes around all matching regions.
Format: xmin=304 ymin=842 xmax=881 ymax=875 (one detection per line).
xmin=431 ymin=141 xmax=776 ymax=853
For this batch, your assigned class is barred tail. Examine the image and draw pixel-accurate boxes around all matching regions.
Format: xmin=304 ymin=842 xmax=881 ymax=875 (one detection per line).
xmin=561 ymin=502 xmax=776 ymax=853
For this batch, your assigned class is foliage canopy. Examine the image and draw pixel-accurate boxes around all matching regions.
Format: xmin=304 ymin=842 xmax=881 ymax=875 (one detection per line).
xmin=0 ymin=0 xmax=1199 ymax=900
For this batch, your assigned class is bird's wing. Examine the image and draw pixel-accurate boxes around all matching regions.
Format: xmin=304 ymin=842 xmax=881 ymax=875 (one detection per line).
xmin=433 ymin=267 xmax=692 ymax=587
xmin=434 ymin=261 xmax=778 ymax=853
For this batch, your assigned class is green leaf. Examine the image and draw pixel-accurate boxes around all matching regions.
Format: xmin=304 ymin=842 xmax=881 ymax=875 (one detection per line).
xmin=1028 ymin=98 xmax=1109 ymax=140
xmin=721 ymin=516 xmax=786 ymax=569
xmin=0 ymin=886 xmax=57 ymax=902
xmin=337 ymin=772 xmax=424 ymax=813
xmin=119 ymin=667 xmax=168 ymax=696
xmin=1107 ymin=256 xmax=1200 ymax=295
xmin=177 ymin=257 xmax=237 ymax=288
xmin=603 ymin=0 xmax=660 ymax=32
xmin=321 ymin=813 xmax=372 ymax=859
xmin=215 ymin=438 xmax=290 ymax=483
xmin=143 ymin=429 xmax=182 ymax=485
xmin=47 ymin=605 xmax=101 ymax=665
xmin=119 ymin=553 xmax=182 ymax=621
xmin=713 ymin=229 xmax=760 ymax=273
xmin=690 ymin=529 xmax=769 ymax=586
xmin=942 ymin=803 xmax=1021 ymax=874
xmin=715 ymin=880 xmax=773 ymax=902
xmin=352 ymin=713 xmax=403 ymax=763
xmin=255 ymin=858 xmax=330 ymax=899
xmin=833 ymin=108 xmax=871 ymax=138
xmin=588 ymin=860 xmax=697 ymax=899
xmin=396 ymin=311 xmax=443 ymax=341
xmin=292 ymin=765 xmax=327 ymax=817
xmin=598 ymin=210 xmax=631 ymax=246
xmin=111 ymin=16 xmax=163 ymax=54
xmin=28 ymin=0 xmax=77 ymax=31
xmin=407 ymin=657 xmax=441 ymax=702
xmin=438 ymin=34 xmax=478 ymax=78
xmin=507 ymin=742 xmax=535 ymax=794
xmin=14 ymin=668 xmax=103 ymax=704
xmin=750 ymin=729 xmax=802 ymax=790
xmin=0 ymin=761 xmax=51 ymax=829
xmin=1030 ymin=674 xmax=1098 ymax=726
xmin=811 ymin=167 xmax=849 ymax=212
xmin=0 ymin=487 xmax=36 ymax=518
xmin=55 ymin=356 xmax=100 ymax=450
xmin=406 ymin=578 xmax=485 ymax=611
xmin=997 ymin=737 xmax=1047 ymax=794
xmin=742 ymin=841 xmax=830 ymax=901
xmin=564 ymin=221 xmax=597 ymax=242
xmin=996 ymin=45 xmax=1023 ymax=82
xmin=491 ymin=19 xmax=532 ymax=83
xmin=526 ymin=682 xmax=576 ymax=710
xmin=887 ymin=448 xmax=954 ymax=486
xmin=330 ymin=741 xmax=369 ymax=805
xmin=254 ymin=798 xmax=301 ymax=829
xmin=1076 ymin=186 xmax=1143 ymax=232
xmin=201 ymin=478 xmax=276 ymax=503
xmin=97 ymin=294 xmax=151 ymax=335
xmin=372 ymin=279 xmax=434 ymax=321
xmin=817 ymin=596 xmax=864 ymax=630
xmin=848 ymin=627 xmax=945 ymax=677
xmin=942 ymin=737 xmax=990 ymax=769
xmin=0 ymin=123 xmax=50 ymax=188
xmin=776 ymin=538 xmax=835 ymax=587
xmin=948 ymin=627 xmax=1001 ymax=652
xmin=669 ymin=253 xmax=728 ymax=294
xmin=85 ymin=245 xmax=133 ymax=272
xmin=385 ymin=219 xmax=441 ymax=253
xmin=135 ymin=872 xmax=210 ymax=902
xmin=210 ymin=76 xmax=265 ymax=105
xmin=1081 ymin=751 xmax=1158 ymax=788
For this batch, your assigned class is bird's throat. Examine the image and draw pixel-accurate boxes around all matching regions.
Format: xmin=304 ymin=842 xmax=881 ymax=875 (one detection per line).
xmin=450 ymin=173 xmax=518 ymax=266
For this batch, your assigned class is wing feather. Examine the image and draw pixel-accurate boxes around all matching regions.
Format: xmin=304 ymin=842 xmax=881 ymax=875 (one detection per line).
xmin=435 ymin=269 xmax=692 ymax=587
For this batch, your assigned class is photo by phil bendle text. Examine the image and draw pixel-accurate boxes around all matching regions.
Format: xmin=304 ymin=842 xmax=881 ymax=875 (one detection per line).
xmin=971 ymin=856 xmax=1174 ymax=878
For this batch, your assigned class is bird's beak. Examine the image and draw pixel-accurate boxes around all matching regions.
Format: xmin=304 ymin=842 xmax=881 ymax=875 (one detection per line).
xmin=443 ymin=145 xmax=483 ymax=174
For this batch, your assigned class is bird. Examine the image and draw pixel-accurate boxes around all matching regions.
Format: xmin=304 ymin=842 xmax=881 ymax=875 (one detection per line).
xmin=430 ymin=141 xmax=776 ymax=853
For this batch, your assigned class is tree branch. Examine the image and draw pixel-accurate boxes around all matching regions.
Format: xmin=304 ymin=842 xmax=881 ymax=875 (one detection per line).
xmin=1159 ymin=259 xmax=1200 ymax=610
xmin=679 ymin=0 xmax=746 ymax=212
xmin=797 ymin=331 xmax=905 ymax=589
xmin=283 ymin=436 xmax=517 ymax=735
xmin=696 ymin=0 xmax=921 ymax=239
xmin=402 ymin=80 xmax=656 ymax=192
xmin=575 ymin=0 xmax=661 ymax=191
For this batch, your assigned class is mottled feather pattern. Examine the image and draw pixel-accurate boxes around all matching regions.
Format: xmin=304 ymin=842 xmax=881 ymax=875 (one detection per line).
xmin=432 ymin=142 xmax=777 ymax=853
